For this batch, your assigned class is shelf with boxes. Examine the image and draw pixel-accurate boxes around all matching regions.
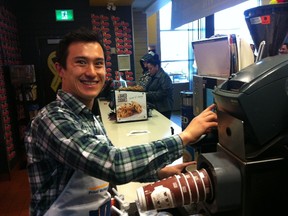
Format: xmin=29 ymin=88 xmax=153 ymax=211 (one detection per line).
xmin=14 ymin=83 xmax=39 ymax=140
xmin=0 ymin=66 xmax=17 ymax=176
xmin=0 ymin=65 xmax=39 ymax=173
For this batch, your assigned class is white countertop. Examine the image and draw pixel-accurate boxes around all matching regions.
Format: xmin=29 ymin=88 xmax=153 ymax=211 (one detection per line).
xmin=97 ymin=99 xmax=183 ymax=203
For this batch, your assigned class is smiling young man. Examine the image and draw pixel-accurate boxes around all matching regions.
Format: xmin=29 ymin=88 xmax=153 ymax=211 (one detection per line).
xmin=24 ymin=27 xmax=217 ymax=216
xmin=56 ymin=36 xmax=106 ymax=109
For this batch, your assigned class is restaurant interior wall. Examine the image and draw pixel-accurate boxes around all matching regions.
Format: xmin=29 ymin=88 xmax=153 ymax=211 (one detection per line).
xmin=133 ymin=11 xmax=149 ymax=83
xmin=148 ymin=13 xmax=160 ymax=57
xmin=0 ymin=0 xmax=149 ymax=172
xmin=9 ymin=0 xmax=137 ymax=107
xmin=0 ymin=0 xmax=25 ymax=175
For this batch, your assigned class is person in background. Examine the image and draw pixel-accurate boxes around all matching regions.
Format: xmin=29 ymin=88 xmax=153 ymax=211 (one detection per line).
xmin=279 ymin=43 xmax=288 ymax=54
xmin=24 ymin=27 xmax=217 ymax=216
xmin=138 ymin=51 xmax=159 ymax=88
xmin=145 ymin=57 xmax=174 ymax=119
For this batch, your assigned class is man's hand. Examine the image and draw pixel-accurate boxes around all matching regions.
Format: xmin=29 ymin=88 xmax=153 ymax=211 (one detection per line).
xmin=157 ymin=161 xmax=196 ymax=180
xmin=179 ymin=104 xmax=218 ymax=145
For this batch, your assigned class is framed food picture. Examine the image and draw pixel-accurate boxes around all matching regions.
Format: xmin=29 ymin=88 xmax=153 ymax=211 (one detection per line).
xmin=114 ymin=90 xmax=147 ymax=122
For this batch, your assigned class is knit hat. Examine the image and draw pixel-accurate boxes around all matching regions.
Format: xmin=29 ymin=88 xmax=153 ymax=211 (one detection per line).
xmin=140 ymin=51 xmax=159 ymax=70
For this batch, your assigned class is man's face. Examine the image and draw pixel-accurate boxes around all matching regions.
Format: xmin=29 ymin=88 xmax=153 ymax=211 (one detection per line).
xmin=147 ymin=63 xmax=158 ymax=76
xmin=279 ymin=44 xmax=288 ymax=55
xmin=56 ymin=42 xmax=106 ymax=107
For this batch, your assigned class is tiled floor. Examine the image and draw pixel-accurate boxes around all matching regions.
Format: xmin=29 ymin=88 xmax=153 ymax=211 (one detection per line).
xmin=0 ymin=166 xmax=30 ymax=216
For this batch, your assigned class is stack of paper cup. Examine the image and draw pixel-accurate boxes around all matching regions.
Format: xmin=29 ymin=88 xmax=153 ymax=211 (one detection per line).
xmin=136 ymin=168 xmax=213 ymax=211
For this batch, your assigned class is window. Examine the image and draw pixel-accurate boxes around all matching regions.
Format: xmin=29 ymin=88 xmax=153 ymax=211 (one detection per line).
xmin=214 ymin=0 xmax=261 ymax=44
xmin=159 ymin=0 xmax=261 ymax=84
xmin=159 ymin=2 xmax=205 ymax=84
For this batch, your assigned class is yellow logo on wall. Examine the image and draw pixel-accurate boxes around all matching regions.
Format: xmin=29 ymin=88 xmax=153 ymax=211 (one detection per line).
xmin=47 ymin=51 xmax=61 ymax=92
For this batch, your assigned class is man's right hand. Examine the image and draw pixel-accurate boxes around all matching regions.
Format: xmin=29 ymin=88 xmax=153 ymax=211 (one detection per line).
xmin=179 ymin=104 xmax=218 ymax=146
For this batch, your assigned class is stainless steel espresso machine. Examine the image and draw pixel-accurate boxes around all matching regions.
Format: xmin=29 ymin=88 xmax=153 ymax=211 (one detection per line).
xmin=197 ymin=54 xmax=288 ymax=216
xmin=194 ymin=3 xmax=288 ymax=216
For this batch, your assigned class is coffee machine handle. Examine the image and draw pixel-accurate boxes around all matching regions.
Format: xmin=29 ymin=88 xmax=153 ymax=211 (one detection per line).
xmin=255 ymin=40 xmax=266 ymax=62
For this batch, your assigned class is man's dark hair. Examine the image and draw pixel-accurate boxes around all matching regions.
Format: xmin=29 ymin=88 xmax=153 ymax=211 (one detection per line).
xmin=56 ymin=27 xmax=106 ymax=69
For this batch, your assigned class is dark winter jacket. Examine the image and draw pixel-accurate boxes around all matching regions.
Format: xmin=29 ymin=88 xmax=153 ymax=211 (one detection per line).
xmin=145 ymin=67 xmax=173 ymax=115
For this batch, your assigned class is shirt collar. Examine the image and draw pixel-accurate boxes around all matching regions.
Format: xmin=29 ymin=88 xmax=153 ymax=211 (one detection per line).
xmin=57 ymin=89 xmax=90 ymax=115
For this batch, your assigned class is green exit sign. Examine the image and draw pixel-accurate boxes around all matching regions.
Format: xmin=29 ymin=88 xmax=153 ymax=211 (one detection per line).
xmin=55 ymin=10 xmax=74 ymax=21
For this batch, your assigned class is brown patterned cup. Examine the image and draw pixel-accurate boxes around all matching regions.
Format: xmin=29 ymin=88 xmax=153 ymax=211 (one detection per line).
xmin=136 ymin=168 xmax=212 ymax=211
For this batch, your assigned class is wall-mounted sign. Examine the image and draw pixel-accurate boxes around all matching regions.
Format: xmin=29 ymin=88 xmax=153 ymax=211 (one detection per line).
xmin=55 ymin=9 xmax=74 ymax=22
xmin=117 ymin=54 xmax=131 ymax=71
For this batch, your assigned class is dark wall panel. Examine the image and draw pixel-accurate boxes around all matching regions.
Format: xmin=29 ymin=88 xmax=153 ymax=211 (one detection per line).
xmin=8 ymin=0 xmax=135 ymax=106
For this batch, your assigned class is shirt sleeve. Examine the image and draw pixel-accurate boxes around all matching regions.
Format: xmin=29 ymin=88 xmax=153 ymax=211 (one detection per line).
xmin=31 ymin=110 xmax=183 ymax=185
